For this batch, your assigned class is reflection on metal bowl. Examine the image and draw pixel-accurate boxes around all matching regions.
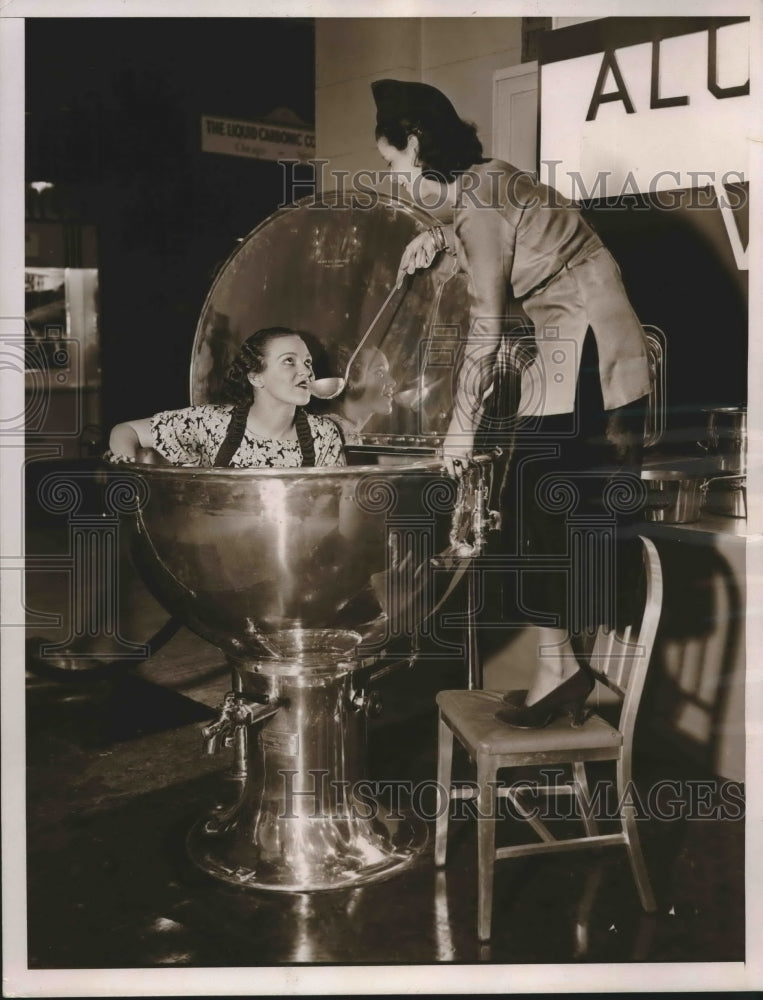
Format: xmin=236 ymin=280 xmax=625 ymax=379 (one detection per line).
xmin=126 ymin=460 xmax=455 ymax=657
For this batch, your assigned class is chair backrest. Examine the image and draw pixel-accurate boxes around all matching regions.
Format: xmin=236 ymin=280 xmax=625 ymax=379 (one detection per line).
xmin=587 ymin=535 xmax=663 ymax=737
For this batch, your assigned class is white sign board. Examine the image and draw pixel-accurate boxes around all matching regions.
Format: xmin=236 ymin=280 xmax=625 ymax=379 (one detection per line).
xmin=201 ymin=114 xmax=315 ymax=164
xmin=539 ymin=19 xmax=750 ymax=200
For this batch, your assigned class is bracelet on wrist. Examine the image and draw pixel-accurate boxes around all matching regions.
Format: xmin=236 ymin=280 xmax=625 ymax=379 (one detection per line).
xmin=427 ymin=227 xmax=444 ymax=254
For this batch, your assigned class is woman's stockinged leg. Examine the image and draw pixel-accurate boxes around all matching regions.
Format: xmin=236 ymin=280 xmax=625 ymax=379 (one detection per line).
xmin=496 ymin=625 xmax=594 ymax=727
xmin=495 ymin=328 xmax=646 ymax=727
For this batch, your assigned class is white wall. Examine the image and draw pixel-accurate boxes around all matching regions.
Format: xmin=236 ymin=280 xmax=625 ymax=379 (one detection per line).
xmin=316 ymin=17 xmax=523 ymax=190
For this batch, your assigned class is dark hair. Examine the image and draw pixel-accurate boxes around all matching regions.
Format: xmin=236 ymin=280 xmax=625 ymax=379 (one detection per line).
xmin=376 ymin=116 xmax=483 ymax=182
xmin=214 ymin=327 xmax=315 ymax=468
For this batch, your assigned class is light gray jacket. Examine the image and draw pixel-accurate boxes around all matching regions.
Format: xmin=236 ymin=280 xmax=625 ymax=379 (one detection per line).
xmin=446 ymin=159 xmax=651 ymax=422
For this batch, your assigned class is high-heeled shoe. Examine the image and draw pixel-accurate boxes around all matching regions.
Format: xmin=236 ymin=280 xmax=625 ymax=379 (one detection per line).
xmin=494 ymin=667 xmax=594 ymax=729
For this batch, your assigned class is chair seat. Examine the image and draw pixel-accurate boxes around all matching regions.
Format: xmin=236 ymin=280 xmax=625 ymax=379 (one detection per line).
xmin=436 ymin=689 xmax=623 ymax=756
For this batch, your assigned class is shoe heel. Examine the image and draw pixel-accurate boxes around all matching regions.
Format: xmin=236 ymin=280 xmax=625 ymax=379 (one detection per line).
xmin=566 ymin=699 xmax=590 ymax=727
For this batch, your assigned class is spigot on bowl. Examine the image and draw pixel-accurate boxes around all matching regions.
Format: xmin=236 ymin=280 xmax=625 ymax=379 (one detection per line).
xmin=202 ymin=692 xmax=237 ymax=754
xmin=350 ymin=688 xmax=383 ymax=718
xmin=446 ymin=456 xmax=501 ymax=558
xmin=202 ymin=718 xmax=229 ymax=755
xmin=471 ymin=479 xmax=501 ymax=553
xmin=201 ymin=691 xmax=281 ymax=755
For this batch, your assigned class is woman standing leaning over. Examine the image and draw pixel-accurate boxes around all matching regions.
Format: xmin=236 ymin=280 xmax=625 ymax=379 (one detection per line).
xmin=371 ymin=79 xmax=651 ymax=728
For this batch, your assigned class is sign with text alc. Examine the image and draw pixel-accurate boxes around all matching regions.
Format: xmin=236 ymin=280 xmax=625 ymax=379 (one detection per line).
xmin=201 ymin=115 xmax=315 ymax=164
xmin=538 ymin=17 xmax=750 ymax=201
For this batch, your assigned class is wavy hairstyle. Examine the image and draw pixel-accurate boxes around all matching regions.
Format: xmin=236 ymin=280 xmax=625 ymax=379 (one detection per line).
xmin=213 ymin=327 xmax=315 ymax=468
xmin=375 ymin=115 xmax=483 ymax=183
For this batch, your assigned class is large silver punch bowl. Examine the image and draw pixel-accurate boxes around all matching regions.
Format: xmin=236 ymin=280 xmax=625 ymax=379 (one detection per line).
xmin=125 ymin=461 xmax=458 ymax=891
xmin=117 ymin=192 xmax=488 ymax=891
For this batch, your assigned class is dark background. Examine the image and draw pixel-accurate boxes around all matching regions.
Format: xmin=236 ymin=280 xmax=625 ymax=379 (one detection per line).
xmin=584 ymin=187 xmax=748 ymax=442
xmin=26 ymin=17 xmax=315 ymax=428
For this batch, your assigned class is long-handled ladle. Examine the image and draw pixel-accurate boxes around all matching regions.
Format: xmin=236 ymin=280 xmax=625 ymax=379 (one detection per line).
xmin=310 ymin=280 xmax=407 ymax=400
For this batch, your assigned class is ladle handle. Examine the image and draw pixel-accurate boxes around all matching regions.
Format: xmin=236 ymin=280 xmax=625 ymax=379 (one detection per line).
xmin=342 ymin=281 xmax=406 ymax=385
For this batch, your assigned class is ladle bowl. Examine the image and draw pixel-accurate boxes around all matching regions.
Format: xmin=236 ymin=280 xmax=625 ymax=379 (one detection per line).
xmin=309 ymin=282 xmax=407 ymax=401
xmin=310 ymin=375 xmax=345 ymax=400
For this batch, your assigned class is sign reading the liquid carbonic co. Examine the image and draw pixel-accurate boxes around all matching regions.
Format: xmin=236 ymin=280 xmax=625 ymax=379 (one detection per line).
xmin=201 ymin=114 xmax=315 ymax=164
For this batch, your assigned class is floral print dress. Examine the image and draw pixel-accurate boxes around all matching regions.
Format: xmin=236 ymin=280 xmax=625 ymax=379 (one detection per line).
xmin=150 ymin=404 xmax=345 ymax=468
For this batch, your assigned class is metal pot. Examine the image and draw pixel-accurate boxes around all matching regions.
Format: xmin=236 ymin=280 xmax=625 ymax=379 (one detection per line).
xmin=704 ymin=477 xmax=747 ymax=519
xmin=641 ymin=469 xmax=709 ymax=523
xmin=699 ymin=406 xmax=747 ymax=475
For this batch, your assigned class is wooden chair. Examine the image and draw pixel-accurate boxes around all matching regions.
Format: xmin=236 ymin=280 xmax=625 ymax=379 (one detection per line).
xmin=434 ymin=535 xmax=663 ymax=941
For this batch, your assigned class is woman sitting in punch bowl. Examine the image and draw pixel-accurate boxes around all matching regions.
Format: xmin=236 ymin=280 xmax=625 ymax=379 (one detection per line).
xmin=107 ymin=327 xmax=345 ymax=468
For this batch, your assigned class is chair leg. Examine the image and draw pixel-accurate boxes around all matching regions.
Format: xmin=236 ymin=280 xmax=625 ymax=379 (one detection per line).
xmin=573 ymin=761 xmax=599 ymax=837
xmin=434 ymin=711 xmax=454 ymax=868
xmin=466 ymin=570 xmax=482 ymax=689
xmin=617 ymin=758 xmax=657 ymax=912
xmin=476 ymin=758 xmax=498 ymax=942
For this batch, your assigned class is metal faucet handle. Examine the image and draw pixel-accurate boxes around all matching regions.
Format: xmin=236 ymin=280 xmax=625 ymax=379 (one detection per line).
xmin=446 ymin=453 xmax=502 ymax=557
xmin=201 ymin=691 xmax=239 ymax=755
xmin=202 ymin=718 xmax=228 ymax=737
xmin=202 ymin=718 xmax=229 ymax=755
xmin=350 ymin=688 xmax=383 ymax=718
xmin=200 ymin=692 xmax=282 ymax=756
